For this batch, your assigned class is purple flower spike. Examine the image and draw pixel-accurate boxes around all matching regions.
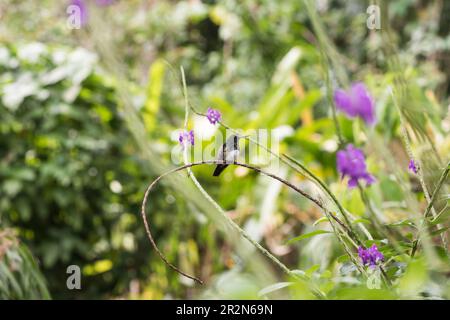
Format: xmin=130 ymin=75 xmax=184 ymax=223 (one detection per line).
xmin=368 ymin=244 xmax=384 ymax=263
xmin=408 ymin=159 xmax=418 ymax=174
xmin=358 ymin=244 xmax=384 ymax=268
xmin=334 ymin=82 xmax=376 ymax=125
xmin=336 ymin=144 xmax=375 ymax=188
xmin=358 ymin=246 xmax=371 ymax=265
xmin=179 ymin=130 xmax=195 ymax=147
xmin=206 ymin=107 xmax=221 ymax=125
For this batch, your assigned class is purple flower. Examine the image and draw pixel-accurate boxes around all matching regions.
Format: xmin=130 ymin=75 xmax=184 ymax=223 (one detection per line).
xmin=69 ymin=0 xmax=114 ymax=26
xmin=336 ymin=144 xmax=375 ymax=188
xmin=408 ymin=159 xmax=418 ymax=174
xmin=334 ymin=82 xmax=376 ymax=125
xmin=358 ymin=246 xmax=371 ymax=265
xmin=358 ymin=244 xmax=384 ymax=268
xmin=179 ymin=130 xmax=194 ymax=147
xmin=70 ymin=0 xmax=88 ymax=26
xmin=206 ymin=107 xmax=221 ymax=125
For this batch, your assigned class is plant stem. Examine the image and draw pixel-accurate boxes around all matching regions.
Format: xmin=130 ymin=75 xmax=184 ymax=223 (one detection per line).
xmin=141 ymin=160 xmax=330 ymax=298
xmin=425 ymin=161 xmax=449 ymax=220
xmin=320 ymin=49 xmax=345 ymax=148
xmin=190 ymin=106 xmax=364 ymax=242
xmin=411 ymin=161 xmax=450 ymax=257
xmin=357 ymin=185 xmax=405 ymax=258
xmin=392 ymin=91 xmax=448 ymax=253
xmin=178 ymin=69 xmax=324 ymax=297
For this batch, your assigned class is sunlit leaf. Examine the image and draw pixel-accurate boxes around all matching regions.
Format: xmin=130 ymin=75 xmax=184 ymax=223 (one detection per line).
xmin=258 ymin=282 xmax=293 ymax=297
xmin=286 ymin=230 xmax=331 ymax=244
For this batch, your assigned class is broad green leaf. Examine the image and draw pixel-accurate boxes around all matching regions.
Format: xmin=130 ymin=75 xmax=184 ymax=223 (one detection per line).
xmin=386 ymin=219 xmax=416 ymax=228
xmin=333 ymin=287 xmax=397 ymax=300
xmin=337 ymin=254 xmax=350 ymax=263
xmin=258 ymin=282 xmax=293 ymax=297
xmin=83 ymin=259 xmax=113 ymax=276
xmin=430 ymin=227 xmax=449 ymax=237
xmin=398 ymin=258 xmax=427 ymax=297
xmin=143 ymin=59 xmax=165 ymax=132
xmin=429 ymin=205 xmax=450 ymax=226
xmin=320 ymin=270 xmax=332 ymax=279
xmin=352 ymin=218 xmax=371 ymax=225
xmin=286 ymin=230 xmax=331 ymax=244
xmin=313 ymin=217 xmax=329 ymax=226
xmin=305 ymin=264 xmax=320 ymax=277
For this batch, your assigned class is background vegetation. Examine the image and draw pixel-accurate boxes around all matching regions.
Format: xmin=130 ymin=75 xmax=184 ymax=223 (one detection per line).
xmin=0 ymin=0 xmax=449 ymax=299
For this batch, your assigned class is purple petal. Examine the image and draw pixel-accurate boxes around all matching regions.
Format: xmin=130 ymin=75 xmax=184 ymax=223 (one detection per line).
xmin=334 ymin=89 xmax=357 ymax=116
xmin=70 ymin=0 xmax=88 ymax=25
xmin=334 ymin=82 xmax=376 ymax=125
xmin=178 ymin=130 xmax=195 ymax=147
xmin=408 ymin=159 xmax=418 ymax=174
xmin=188 ymin=130 xmax=195 ymax=145
xmin=352 ymin=83 xmax=376 ymax=125
xmin=206 ymin=107 xmax=221 ymax=125
xmin=363 ymin=173 xmax=376 ymax=186
xmin=336 ymin=144 xmax=376 ymax=189
xmin=348 ymin=177 xmax=359 ymax=188
xmin=336 ymin=150 xmax=347 ymax=173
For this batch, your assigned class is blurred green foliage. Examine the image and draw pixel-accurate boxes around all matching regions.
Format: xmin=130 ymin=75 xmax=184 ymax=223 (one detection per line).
xmin=0 ymin=43 xmax=226 ymax=299
xmin=0 ymin=0 xmax=449 ymax=300
xmin=0 ymin=229 xmax=50 ymax=299
xmin=0 ymin=43 xmax=149 ymax=298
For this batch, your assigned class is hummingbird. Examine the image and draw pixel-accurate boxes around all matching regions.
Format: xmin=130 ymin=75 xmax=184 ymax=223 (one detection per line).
xmin=213 ymin=134 xmax=241 ymax=177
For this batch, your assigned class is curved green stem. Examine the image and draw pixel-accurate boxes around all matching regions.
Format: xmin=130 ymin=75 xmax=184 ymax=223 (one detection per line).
xmin=141 ymin=160 xmax=332 ymax=297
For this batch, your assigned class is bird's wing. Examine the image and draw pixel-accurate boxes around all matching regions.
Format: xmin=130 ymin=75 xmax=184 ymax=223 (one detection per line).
xmin=225 ymin=150 xmax=240 ymax=162
xmin=216 ymin=142 xmax=226 ymax=161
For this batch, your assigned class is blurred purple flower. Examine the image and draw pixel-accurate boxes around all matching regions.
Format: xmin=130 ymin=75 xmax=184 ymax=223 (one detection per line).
xmin=70 ymin=0 xmax=88 ymax=26
xmin=358 ymin=244 xmax=384 ymax=268
xmin=69 ymin=0 xmax=114 ymax=26
xmin=179 ymin=130 xmax=194 ymax=147
xmin=334 ymin=82 xmax=376 ymax=125
xmin=408 ymin=159 xmax=418 ymax=174
xmin=206 ymin=107 xmax=221 ymax=125
xmin=336 ymin=144 xmax=375 ymax=188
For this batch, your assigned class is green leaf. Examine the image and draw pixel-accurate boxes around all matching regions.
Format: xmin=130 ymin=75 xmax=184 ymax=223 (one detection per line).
xmin=290 ymin=269 xmax=307 ymax=279
xmin=143 ymin=59 xmax=165 ymax=133
xmin=352 ymin=218 xmax=371 ymax=225
xmin=258 ymin=282 xmax=293 ymax=297
xmin=3 ymin=179 xmax=22 ymax=197
xmin=286 ymin=230 xmax=331 ymax=244
xmin=398 ymin=258 xmax=427 ymax=297
xmin=313 ymin=217 xmax=329 ymax=226
xmin=305 ymin=264 xmax=320 ymax=277
xmin=386 ymin=219 xmax=416 ymax=228
xmin=430 ymin=227 xmax=449 ymax=237
xmin=345 ymin=189 xmax=365 ymax=216
xmin=337 ymin=254 xmax=350 ymax=263
xmin=320 ymin=270 xmax=332 ymax=279
xmin=429 ymin=205 xmax=450 ymax=226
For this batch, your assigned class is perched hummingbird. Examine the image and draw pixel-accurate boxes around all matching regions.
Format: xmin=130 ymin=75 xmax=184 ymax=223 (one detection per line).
xmin=213 ymin=134 xmax=241 ymax=177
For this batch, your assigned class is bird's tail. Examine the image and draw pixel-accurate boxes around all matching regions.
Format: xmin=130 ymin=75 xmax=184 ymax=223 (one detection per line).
xmin=213 ymin=164 xmax=228 ymax=176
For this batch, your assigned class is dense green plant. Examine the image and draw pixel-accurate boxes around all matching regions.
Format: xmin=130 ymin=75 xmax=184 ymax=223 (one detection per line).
xmin=0 ymin=0 xmax=448 ymax=300
xmin=0 ymin=229 xmax=50 ymax=299
xmin=0 ymin=43 xmax=226 ymax=299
